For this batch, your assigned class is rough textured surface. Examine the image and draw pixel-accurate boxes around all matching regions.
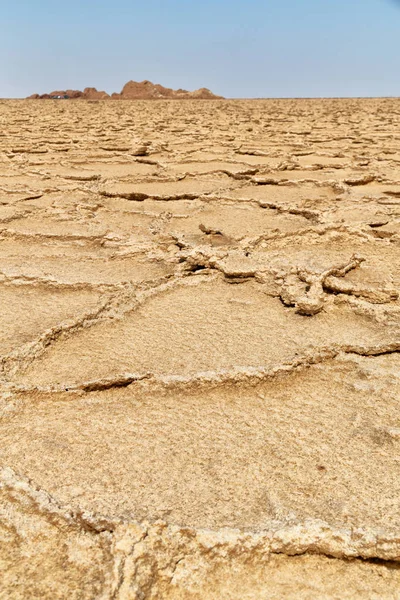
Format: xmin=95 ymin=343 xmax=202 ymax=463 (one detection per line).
xmin=1 ymin=98 xmax=400 ymax=598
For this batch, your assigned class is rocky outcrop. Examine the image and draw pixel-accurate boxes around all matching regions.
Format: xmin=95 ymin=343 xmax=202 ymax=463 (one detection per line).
xmin=28 ymin=87 xmax=110 ymax=100
xmin=28 ymin=80 xmax=223 ymax=100
xmin=113 ymin=80 xmax=222 ymax=99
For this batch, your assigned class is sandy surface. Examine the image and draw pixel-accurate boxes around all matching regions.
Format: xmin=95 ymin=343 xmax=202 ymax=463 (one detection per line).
xmin=1 ymin=97 xmax=400 ymax=598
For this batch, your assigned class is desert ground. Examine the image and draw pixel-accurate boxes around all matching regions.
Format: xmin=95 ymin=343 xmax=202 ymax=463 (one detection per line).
xmin=1 ymin=97 xmax=400 ymax=599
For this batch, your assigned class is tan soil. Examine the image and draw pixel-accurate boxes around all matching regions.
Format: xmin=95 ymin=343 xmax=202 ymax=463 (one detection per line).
xmin=1 ymin=98 xmax=400 ymax=598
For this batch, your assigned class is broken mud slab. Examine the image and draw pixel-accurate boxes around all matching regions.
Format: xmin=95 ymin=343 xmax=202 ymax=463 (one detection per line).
xmin=73 ymin=161 xmax=158 ymax=179
xmin=99 ymin=178 xmax=240 ymax=201
xmin=252 ymin=169 xmax=349 ymax=184
xmin=2 ymin=467 xmax=400 ymax=600
xmin=323 ymin=201 xmax=397 ymax=228
xmin=166 ymin=160 xmax=257 ymax=176
xmin=95 ymin=197 xmax=206 ymax=224
xmin=2 ymin=215 xmax=109 ymax=240
xmin=254 ymin=232 xmax=400 ymax=288
xmin=3 ymin=355 xmax=400 ymax=533
xmin=0 ymin=254 xmax=173 ymax=286
xmin=12 ymin=278 xmax=398 ymax=389
xmin=167 ymin=202 xmax=312 ymax=241
xmin=224 ymin=182 xmax=340 ymax=208
xmin=0 ymin=285 xmax=103 ymax=357
xmin=0 ymin=468 xmax=115 ymax=600
xmin=160 ymin=552 xmax=400 ymax=600
xmin=293 ymin=153 xmax=351 ymax=168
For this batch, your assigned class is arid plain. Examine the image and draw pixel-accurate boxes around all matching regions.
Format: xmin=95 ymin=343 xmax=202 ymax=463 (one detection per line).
xmin=1 ymin=97 xmax=400 ymax=598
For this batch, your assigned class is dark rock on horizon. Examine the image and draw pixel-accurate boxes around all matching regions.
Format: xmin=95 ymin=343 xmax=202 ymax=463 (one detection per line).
xmin=27 ymin=80 xmax=223 ymax=100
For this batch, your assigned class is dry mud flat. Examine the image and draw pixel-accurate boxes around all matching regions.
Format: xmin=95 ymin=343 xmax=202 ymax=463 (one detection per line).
xmin=1 ymin=98 xmax=400 ymax=598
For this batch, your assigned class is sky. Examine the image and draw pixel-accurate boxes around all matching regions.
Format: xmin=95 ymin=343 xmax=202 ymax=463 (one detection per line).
xmin=1 ymin=0 xmax=400 ymax=98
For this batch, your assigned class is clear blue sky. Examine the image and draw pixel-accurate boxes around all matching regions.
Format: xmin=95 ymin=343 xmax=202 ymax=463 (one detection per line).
xmin=1 ymin=0 xmax=400 ymax=98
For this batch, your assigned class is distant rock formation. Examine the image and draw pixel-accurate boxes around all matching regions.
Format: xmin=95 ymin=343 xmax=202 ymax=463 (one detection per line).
xmin=28 ymin=87 xmax=110 ymax=100
xmin=27 ymin=80 xmax=223 ymax=100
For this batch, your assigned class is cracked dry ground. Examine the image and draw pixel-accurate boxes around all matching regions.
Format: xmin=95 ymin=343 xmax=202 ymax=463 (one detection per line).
xmin=1 ymin=98 xmax=400 ymax=599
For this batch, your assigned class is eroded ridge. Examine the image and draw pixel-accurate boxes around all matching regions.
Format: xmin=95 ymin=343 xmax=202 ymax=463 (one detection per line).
xmin=1 ymin=98 xmax=400 ymax=598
